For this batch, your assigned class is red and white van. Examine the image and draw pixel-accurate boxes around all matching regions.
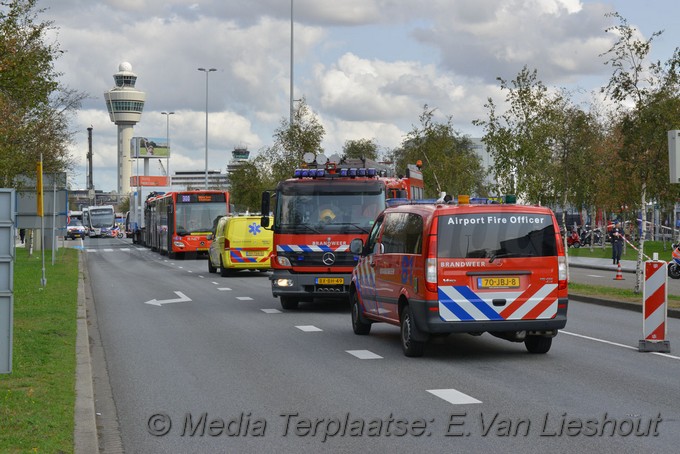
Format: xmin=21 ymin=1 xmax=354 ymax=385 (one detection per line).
xmin=349 ymin=196 xmax=568 ymax=357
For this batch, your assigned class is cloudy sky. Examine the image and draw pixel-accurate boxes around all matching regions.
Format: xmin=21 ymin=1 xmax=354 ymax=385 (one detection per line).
xmin=42 ymin=0 xmax=680 ymax=193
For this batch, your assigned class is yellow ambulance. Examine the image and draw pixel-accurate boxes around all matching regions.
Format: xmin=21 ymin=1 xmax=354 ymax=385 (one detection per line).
xmin=208 ymin=215 xmax=273 ymax=276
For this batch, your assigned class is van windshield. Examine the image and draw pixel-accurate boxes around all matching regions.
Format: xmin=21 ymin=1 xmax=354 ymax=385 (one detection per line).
xmin=437 ymin=213 xmax=557 ymax=259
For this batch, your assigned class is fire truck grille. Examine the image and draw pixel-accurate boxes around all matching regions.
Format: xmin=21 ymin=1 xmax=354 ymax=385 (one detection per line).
xmin=279 ymin=251 xmax=358 ymax=268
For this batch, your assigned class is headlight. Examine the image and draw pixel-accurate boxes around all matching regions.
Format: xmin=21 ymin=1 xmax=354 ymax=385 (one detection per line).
xmin=274 ymin=279 xmax=294 ymax=287
xmin=276 ymin=256 xmax=292 ymax=267
xmin=173 ymin=241 xmax=185 ymax=248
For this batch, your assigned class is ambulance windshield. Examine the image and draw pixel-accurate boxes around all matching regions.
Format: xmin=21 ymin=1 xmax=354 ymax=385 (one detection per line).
xmin=437 ymin=213 xmax=557 ymax=258
xmin=276 ymin=180 xmax=385 ymax=234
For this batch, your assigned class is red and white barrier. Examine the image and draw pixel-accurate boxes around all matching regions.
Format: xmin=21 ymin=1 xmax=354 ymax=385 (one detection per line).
xmin=639 ymin=259 xmax=671 ymax=352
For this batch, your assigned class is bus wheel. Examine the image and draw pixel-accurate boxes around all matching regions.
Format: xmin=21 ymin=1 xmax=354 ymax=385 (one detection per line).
xmin=524 ymin=336 xmax=552 ymax=354
xmin=400 ymin=305 xmax=425 ymax=357
xmin=280 ymin=297 xmax=299 ymax=310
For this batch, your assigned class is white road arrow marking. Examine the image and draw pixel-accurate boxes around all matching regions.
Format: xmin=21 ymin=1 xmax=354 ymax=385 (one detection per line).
xmin=144 ymin=291 xmax=192 ymax=307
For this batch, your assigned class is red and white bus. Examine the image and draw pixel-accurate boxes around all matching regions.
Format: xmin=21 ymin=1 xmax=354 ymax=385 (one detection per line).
xmin=144 ymin=190 xmax=230 ymax=258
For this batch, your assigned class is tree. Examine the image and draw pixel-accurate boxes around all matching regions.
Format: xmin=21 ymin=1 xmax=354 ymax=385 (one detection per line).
xmin=600 ymin=12 xmax=680 ymax=292
xmin=257 ymin=97 xmax=325 ymax=186
xmin=342 ymin=138 xmax=379 ymax=161
xmin=227 ymin=160 xmax=266 ymax=213
xmin=228 ymin=98 xmax=326 ymax=213
xmin=0 ymin=0 xmax=85 ymax=187
xmin=474 ymin=66 xmax=574 ymax=205
xmin=392 ymin=105 xmax=486 ymax=199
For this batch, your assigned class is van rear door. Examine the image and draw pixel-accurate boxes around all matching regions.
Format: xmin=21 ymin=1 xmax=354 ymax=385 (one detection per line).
xmin=435 ymin=210 xmax=560 ymax=322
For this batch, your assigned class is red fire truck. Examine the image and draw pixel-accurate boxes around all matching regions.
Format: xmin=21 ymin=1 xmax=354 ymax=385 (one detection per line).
xmin=260 ymin=155 xmax=423 ymax=310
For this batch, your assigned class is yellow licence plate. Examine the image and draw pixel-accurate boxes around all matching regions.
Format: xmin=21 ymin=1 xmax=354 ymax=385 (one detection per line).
xmin=478 ymin=277 xmax=520 ymax=289
xmin=317 ymin=278 xmax=344 ymax=285
xmin=245 ymin=251 xmax=265 ymax=256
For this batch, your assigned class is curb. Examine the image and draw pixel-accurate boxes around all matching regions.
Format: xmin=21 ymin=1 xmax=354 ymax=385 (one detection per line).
xmin=74 ymin=251 xmax=98 ymax=452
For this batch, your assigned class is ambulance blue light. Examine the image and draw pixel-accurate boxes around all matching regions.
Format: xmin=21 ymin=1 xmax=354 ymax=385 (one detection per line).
xmin=309 ymin=169 xmax=318 ymax=177
xmin=357 ymin=168 xmax=366 ymax=177
xmin=301 ymin=169 xmax=309 ymax=177
xmin=367 ymin=168 xmax=377 ymax=177
xmin=349 ymin=168 xmax=357 ymax=177
xmin=294 ymin=169 xmax=302 ymax=178
xmin=340 ymin=168 xmax=348 ymax=177
xmin=316 ymin=169 xmax=325 ymax=178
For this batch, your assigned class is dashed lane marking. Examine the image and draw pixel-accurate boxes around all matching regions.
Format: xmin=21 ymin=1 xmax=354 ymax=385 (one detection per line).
xmin=218 ymin=288 xmax=232 ymax=291
xmin=296 ymin=325 xmax=323 ymax=332
xmin=236 ymin=297 xmax=253 ymax=301
xmin=346 ymin=350 xmax=382 ymax=359
xmin=261 ymin=309 xmax=281 ymax=314
xmin=427 ymin=389 xmax=482 ymax=405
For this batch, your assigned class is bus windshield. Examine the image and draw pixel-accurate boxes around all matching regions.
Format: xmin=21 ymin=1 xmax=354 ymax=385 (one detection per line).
xmin=89 ymin=208 xmax=115 ymax=228
xmin=275 ymin=180 xmax=385 ymax=234
xmin=175 ymin=202 xmax=227 ymax=234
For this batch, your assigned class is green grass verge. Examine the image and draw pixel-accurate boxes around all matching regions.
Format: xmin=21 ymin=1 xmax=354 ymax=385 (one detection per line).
xmin=567 ymin=239 xmax=676 ymax=262
xmin=568 ymin=240 xmax=680 ymax=309
xmin=0 ymin=247 xmax=79 ymax=453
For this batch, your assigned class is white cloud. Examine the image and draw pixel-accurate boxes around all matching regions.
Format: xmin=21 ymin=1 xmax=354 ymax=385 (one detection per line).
xmin=36 ymin=0 xmax=680 ymax=191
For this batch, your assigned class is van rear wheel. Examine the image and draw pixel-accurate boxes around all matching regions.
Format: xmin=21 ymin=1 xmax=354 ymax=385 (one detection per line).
xmin=400 ymin=305 xmax=424 ymax=357
xmin=351 ymin=291 xmax=371 ymax=335
xmin=524 ymin=336 xmax=552 ymax=354
xmin=208 ymin=258 xmax=217 ymax=274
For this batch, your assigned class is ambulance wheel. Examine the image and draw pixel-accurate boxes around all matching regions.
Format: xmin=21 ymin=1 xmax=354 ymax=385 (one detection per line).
xmin=524 ymin=336 xmax=552 ymax=354
xmin=280 ymin=297 xmax=299 ymax=310
xmin=400 ymin=305 xmax=424 ymax=357
xmin=351 ymin=291 xmax=371 ymax=335
xmin=208 ymin=258 xmax=217 ymax=274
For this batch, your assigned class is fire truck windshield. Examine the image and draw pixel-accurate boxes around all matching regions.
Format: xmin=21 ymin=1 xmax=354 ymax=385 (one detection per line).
xmin=276 ymin=180 xmax=385 ymax=234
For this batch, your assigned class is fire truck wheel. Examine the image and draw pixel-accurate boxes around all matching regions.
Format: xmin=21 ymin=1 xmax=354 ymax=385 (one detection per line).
xmin=208 ymin=258 xmax=217 ymax=274
xmin=280 ymin=297 xmax=299 ymax=310
xmin=400 ymin=305 xmax=425 ymax=357
xmin=524 ymin=335 xmax=552 ymax=354
xmin=351 ymin=291 xmax=371 ymax=335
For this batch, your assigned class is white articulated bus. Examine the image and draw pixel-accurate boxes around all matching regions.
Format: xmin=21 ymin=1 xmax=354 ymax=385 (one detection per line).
xmin=82 ymin=205 xmax=116 ymax=237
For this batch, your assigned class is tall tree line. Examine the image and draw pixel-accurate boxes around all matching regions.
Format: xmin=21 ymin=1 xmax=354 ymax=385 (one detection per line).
xmin=0 ymin=0 xmax=85 ymax=188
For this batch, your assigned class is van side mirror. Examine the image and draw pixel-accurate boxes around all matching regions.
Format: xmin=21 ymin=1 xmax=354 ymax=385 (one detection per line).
xmin=260 ymin=216 xmax=270 ymax=228
xmin=350 ymin=238 xmax=364 ymax=255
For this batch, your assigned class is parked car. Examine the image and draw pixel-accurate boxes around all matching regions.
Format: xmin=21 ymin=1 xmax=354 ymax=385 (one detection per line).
xmin=66 ymin=219 xmax=87 ymax=240
xmin=208 ymin=215 xmax=273 ymax=276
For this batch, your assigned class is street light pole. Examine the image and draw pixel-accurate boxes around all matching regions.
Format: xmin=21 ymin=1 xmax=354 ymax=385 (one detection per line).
xmin=290 ymin=0 xmax=294 ymax=127
xmin=161 ymin=111 xmax=174 ymax=187
xmin=197 ymin=67 xmax=216 ymax=189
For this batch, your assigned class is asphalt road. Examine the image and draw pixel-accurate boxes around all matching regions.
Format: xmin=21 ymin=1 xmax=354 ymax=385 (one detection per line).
xmin=81 ymin=237 xmax=680 ymax=453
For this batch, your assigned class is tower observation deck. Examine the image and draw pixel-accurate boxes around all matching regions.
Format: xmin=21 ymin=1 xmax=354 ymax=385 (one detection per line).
xmin=104 ymin=62 xmax=146 ymax=195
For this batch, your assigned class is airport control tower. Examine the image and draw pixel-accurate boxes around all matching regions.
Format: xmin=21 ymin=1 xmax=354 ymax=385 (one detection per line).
xmin=104 ymin=62 xmax=146 ymax=195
